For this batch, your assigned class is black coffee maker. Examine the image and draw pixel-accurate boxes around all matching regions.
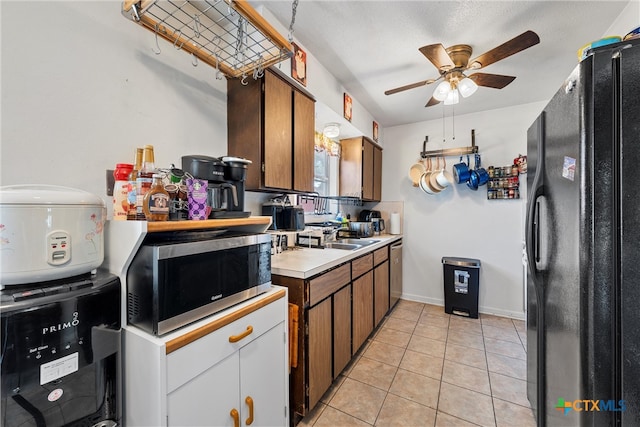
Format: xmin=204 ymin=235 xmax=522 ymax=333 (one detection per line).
xmin=181 ymin=155 xmax=251 ymax=218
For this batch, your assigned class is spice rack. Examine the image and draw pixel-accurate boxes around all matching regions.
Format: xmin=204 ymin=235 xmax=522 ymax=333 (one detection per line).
xmin=487 ymin=165 xmax=520 ymax=199
xmin=122 ymin=0 xmax=293 ymax=79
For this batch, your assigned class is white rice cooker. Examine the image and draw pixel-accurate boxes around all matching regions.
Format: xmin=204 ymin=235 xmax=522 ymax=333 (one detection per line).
xmin=0 ymin=185 xmax=106 ymax=287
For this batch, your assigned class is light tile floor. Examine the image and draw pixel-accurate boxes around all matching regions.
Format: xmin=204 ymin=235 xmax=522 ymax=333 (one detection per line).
xmin=298 ymin=300 xmax=536 ymax=427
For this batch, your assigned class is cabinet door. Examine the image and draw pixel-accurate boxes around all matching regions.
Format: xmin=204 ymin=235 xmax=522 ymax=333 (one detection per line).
xmin=333 ymin=285 xmax=352 ymax=377
xmin=168 ymin=353 xmax=239 ymax=427
xmin=374 ymin=260 xmax=390 ymax=327
xmin=240 ymin=323 xmax=287 ymax=427
xmin=362 ymin=140 xmax=375 ymax=200
xmin=339 ymin=137 xmax=364 ymax=198
xmin=293 ymin=91 xmax=315 ymax=192
xmin=308 ymin=298 xmax=332 ymax=410
xmin=352 ymin=271 xmax=374 ymax=353
xmin=264 ymin=71 xmax=293 ymax=190
xmin=373 ymin=145 xmax=383 ymax=201
xmin=227 ymin=75 xmax=263 ymax=191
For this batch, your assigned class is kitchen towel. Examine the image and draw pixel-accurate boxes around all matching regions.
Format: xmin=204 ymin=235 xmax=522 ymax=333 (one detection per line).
xmin=390 ymin=212 xmax=401 ymax=234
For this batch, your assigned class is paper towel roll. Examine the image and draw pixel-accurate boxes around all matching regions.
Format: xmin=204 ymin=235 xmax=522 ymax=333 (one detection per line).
xmin=390 ymin=213 xmax=401 ymax=235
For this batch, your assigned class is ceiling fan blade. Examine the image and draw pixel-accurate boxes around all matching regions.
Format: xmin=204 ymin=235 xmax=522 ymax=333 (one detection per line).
xmin=468 ymin=73 xmax=516 ymax=89
xmin=385 ymin=78 xmax=436 ymax=95
xmin=425 ymin=97 xmax=441 ymax=107
xmin=468 ymin=30 xmax=540 ymax=70
xmin=419 ymin=44 xmax=456 ymax=71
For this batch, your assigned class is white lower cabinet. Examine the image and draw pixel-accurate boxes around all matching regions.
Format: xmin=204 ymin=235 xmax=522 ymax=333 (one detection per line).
xmin=124 ymin=288 xmax=288 ymax=427
xmin=168 ymin=351 xmax=239 ymax=426
xmin=168 ymin=323 xmax=286 ymax=426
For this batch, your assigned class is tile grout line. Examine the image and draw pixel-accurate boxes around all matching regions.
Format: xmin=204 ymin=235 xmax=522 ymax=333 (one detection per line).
xmin=371 ymin=305 xmax=419 ymax=426
xmin=481 ymin=315 xmax=500 ymax=427
xmin=432 ymin=306 xmax=449 ymax=427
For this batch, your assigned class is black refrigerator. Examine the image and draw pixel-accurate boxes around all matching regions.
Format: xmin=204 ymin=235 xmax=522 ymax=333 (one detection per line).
xmin=526 ymin=37 xmax=640 ymax=426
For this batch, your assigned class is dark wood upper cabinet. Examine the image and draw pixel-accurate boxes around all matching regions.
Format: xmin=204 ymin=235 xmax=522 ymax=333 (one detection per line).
xmin=339 ymin=136 xmax=383 ymax=201
xmin=227 ymin=68 xmax=315 ymax=192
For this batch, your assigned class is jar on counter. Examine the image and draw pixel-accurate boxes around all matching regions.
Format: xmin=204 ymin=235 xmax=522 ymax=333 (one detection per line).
xmin=143 ymin=174 xmax=170 ymax=221
xmin=136 ymin=145 xmax=156 ymax=218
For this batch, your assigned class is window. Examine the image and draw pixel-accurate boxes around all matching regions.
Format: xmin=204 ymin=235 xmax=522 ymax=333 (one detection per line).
xmin=314 ymin=149 xmax=329 ymax=196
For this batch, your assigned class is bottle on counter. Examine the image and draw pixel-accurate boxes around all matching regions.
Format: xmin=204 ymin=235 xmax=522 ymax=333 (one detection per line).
xmin=127 ymin=147 xmax=143 ymax=220
xmin=143 ymin=173 xmax=170 ymax=221
xmin=113 ymin=163 xmax=134 ymax=220
xmin=136 ymin=145 xmax=155 ymax=219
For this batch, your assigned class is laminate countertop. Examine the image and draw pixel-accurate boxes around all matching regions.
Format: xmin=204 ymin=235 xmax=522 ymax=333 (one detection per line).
xmin=270 ymin=234 xmax=402 ymax=279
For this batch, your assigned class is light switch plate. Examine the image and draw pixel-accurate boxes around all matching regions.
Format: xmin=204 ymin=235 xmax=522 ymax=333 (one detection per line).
xmin=106 ymin=170 xmax=114 ymax=196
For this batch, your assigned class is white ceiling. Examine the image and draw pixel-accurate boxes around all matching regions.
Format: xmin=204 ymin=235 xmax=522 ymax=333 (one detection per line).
xmin=250 ymin=0 xmax=629 ymax=129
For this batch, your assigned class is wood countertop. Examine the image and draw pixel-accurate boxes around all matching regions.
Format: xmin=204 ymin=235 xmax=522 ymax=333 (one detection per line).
xmin=145 ymin=216 xmax=271 ymax=232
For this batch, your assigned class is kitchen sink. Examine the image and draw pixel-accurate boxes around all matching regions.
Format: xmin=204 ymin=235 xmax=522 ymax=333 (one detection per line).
xmin=337 ymin=239 xmax=379 ymax=246
xmin=324 ymin=239 xmax=379 ymax=250
xmin=324 ymin=242 xmax=363 ymax=250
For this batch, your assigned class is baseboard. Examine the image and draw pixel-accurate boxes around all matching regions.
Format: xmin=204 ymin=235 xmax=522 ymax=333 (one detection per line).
xmin=399 ymin=292 xmax=525 ymax=321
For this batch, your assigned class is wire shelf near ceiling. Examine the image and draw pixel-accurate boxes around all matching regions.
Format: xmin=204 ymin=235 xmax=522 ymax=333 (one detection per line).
xmin=122 ymin=0 xmax=293 ymax=79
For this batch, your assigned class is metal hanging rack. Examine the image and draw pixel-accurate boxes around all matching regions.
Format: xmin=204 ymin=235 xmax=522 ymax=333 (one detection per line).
xmin=122 ymin=0 xmax=293 ymax=79
xmin=420 ymin=129 xmax=479 ymax=159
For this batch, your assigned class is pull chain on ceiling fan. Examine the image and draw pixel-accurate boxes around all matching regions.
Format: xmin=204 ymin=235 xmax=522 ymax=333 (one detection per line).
xmin=385 ymin=30 xmax=540 ymax=107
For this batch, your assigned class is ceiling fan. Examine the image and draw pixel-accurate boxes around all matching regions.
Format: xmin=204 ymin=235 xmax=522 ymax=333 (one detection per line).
xmin=384 ymin=30 xmax=540 ymax=107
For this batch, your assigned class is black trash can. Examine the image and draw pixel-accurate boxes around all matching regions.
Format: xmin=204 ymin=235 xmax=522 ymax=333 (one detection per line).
xmin=442 ymin=257 xmax=481 ymax=318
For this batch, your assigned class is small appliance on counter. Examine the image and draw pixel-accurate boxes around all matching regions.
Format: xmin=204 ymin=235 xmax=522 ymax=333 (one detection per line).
xmin=1 ymin=271 xmax=122 ymax=427
xmin=181 ymin=155 xmax=251 ymax=219
xmin=262 ymin=195 xmax=305 ymax=231
xmin=0 ymin=185 xmax=121 ymax=427
xmin=126 ymin=231 xmax=272 ymax=335
xmin=358 ymin=209 xmax=381 ymax=222
xmin=0 ymin=185 xmax=106 ymax=286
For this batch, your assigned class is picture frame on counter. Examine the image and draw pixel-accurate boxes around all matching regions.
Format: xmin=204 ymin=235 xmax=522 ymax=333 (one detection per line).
xmin=344 ymin=93 xmax=353 ymax=122
xmin=291 ymin=43 xmax=307 ymax=87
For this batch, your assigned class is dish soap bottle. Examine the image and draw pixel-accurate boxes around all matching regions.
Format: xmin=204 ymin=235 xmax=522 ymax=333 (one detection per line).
xmin=143 ymin=174 xmax=170 ymax=221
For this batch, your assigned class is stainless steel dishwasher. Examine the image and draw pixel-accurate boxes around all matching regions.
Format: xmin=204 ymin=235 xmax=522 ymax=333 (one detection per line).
xmin=390 ymin=240 xmax=403 ymax=307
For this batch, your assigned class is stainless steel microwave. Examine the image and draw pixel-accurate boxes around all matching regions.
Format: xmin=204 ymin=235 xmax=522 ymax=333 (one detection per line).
xmin=126 ymin=231 xmax=271 ymax=335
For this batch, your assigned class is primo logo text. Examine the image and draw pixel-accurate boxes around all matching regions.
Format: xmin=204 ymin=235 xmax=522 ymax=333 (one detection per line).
xmin=42 ymin=311 xmax=80 ymax=334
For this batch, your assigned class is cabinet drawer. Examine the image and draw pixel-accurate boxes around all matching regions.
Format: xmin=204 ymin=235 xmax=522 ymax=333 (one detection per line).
xmin=309 ymin=263 xmax=351 ymax=307
xmin=166 ymin=293 xmax=286 ymax=393
xmin=352 ymin=253 xmax=373 ymax=279
xmin=373 ymin=246 xmax=388 ymax=266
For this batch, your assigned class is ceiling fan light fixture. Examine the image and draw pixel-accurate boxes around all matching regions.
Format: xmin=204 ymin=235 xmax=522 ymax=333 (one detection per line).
xmin=432 ymin=80 xmax=452 ymax=101
xmin=458 ymin=77 xmax=478 ymax=98
xmin=443 ymin=89 xmax=460 ymax=105
xmin=323 ymin=123 xmax=340 ymax=139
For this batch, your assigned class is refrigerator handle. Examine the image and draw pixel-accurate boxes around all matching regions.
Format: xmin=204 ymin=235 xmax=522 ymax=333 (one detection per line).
xmin=526 ymin=113 xmax=546 ymax=277
xmin=526 ymin=189 xmax=544 ymax=275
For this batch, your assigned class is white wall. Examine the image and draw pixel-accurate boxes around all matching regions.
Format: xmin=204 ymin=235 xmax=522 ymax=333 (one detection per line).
xmin=383 ymin=101 xmax=547 ymax=319
xmin=1 ymin=1 xmax=228 ymax=200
